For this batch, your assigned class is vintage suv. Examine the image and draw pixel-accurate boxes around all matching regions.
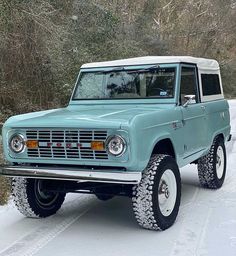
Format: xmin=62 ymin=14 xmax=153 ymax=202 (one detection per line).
xmin=0 ymin=56 xmax=231 ymax=231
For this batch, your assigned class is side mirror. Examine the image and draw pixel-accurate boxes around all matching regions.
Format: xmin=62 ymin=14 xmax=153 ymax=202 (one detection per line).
xmin=183 ymin=95 xmax=196 ymax=108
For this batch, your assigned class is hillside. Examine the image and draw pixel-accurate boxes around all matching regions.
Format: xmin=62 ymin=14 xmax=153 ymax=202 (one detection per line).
xmin=0 ymin=0 xmax=236 ymax=123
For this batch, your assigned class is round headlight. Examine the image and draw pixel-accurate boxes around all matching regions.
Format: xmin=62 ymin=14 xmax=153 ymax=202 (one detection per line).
xmin=106 ymin=135 xmax=126 ymax=157
xmin=9 ymin=134 xmax=25 ymax=153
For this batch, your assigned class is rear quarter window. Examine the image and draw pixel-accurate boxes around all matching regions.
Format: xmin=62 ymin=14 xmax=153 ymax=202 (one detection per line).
xmin=201 ymin=74 xmax=222 ymax=96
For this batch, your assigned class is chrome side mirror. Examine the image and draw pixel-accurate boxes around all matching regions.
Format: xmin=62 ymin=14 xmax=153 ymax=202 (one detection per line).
xmin=183 ymin=95 xmax=196 ymax=108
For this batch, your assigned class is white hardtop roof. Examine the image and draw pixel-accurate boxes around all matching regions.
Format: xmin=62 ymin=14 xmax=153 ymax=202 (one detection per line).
xmin=81 ymin=56 xmax=219 ymax=70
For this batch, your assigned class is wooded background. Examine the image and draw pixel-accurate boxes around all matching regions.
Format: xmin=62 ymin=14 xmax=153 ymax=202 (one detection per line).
xmin=0 ymin=0 xmax=236 ymax=123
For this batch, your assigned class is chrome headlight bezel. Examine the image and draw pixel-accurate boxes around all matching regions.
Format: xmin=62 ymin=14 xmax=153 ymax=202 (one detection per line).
xmin=9 ymin=133 xmax=26 ymax=153
xmin=106 ymin=135 xmax=126 ymax=157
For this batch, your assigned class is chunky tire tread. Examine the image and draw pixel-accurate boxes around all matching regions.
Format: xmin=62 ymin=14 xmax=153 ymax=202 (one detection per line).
xmin=198 ymin=137 xmax=226 ymax=189
xmin=12 ymin=178 xmax=65 ymax=218
xmin=132 ymin=154 xmax=181 ymax=231
xmin=12 ymin=178 xmax=39 ymax=218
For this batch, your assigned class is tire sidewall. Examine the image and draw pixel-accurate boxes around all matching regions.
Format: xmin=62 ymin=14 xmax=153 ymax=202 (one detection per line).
xmin=212 ymin=138 xmax=227 ymax=187
xmin=152 ymin=156 xmax=181 ymax=230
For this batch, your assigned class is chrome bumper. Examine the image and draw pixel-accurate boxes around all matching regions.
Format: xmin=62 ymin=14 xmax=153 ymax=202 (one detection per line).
xmin=0 ymin=165 xmax=141 ymax=184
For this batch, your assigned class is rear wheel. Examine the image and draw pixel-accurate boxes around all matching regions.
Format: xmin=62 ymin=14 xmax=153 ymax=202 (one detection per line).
xmin=12 ymin=178 xmax=66 ymax=218
xmin=132 ymin=154 xmax=181 ymax=231
xmin=94 ymin=186 xmax=115 ymax=201
xmin=198 ymin=137 xmax=226 ymax=189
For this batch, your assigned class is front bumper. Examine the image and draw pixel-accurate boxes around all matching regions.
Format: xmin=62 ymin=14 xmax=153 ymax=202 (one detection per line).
xmin=0 ymin=165 xmax=141 ymax=184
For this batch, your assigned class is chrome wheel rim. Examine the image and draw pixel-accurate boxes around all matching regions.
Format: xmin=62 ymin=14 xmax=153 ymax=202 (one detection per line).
xmin=216 ymin=146 xmax=224 ymax=179
xmin=158 ymin=169 xmax=177 ymax=217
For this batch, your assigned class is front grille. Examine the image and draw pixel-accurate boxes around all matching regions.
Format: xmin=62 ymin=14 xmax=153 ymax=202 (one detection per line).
xmin=26 ymin=130 xmax=108 ymax=160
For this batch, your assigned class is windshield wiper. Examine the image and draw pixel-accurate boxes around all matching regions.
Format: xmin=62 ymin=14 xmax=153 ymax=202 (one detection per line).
xmin=98 ymin=65 xmax=160 ymax=74
xmin=127 ymin=65 xmax=160 ymax=74
xmin=98 ymin=67 xmax=125 ymax=74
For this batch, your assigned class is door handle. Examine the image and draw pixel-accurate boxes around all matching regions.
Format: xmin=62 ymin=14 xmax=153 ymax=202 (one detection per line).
xmin=201 ymin=106 xmax=206 ymax=111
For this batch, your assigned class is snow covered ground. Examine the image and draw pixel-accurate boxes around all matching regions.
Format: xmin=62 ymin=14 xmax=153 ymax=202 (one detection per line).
xmin=0 ymin=101 xmax=236 ymax=256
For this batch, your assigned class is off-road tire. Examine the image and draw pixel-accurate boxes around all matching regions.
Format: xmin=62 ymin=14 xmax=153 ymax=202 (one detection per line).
xmin=198 ymin=137 xmax=226 ymax=189
xmin=132 ymin=154 xmax=181 ymax=231
xmin=12 ymin=178 xmax=66 ymax=218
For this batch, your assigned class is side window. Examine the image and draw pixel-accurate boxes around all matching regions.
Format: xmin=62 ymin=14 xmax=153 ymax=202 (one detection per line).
xmin=201 ymin=74 xmax=221 ymax=96
xmin=180 ymin=67 xmax=198 ymax=105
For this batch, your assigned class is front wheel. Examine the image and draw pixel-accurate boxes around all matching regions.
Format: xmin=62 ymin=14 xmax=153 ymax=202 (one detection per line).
xmin=12 ymin=178 xmax=66 ymax=218
xmin=132 ymin=154 xmax=181 ymax=231
xmin=198 ymin=137 xmax=226 ymax=189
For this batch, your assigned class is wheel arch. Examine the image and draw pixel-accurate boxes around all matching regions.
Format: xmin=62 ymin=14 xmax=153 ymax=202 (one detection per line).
xmin=212 ymin=132 xmax=225 ymax=144
xmin=151 ymin=138 xmax=176 ymax=159
xmin=215 ymin=133 xmax=224 ymax=141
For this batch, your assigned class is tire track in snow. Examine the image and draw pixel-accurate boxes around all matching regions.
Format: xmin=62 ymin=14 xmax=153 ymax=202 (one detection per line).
xmin=0 ymin=193 xmax=83 ymax=216
xmin=173 ymin=208 xmax=213 ymax=256
xmin=0 ymin=195 xmax=96 ymax=256
xmin=180 ymin=187 xmax=200 ymax=211
xmin=170 ymin=196 xmax=213 ymax=256
xmin=195 ymin=208 xmax=213 ymax=255
xmin=170 ymin=140 xmax=236 ymax=256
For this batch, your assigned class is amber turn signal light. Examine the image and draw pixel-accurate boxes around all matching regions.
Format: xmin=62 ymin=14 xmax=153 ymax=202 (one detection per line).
xmin=26 ymin=140 xmax=38 ymax=149
xmin=91 ymin=141 xmax=105 ymax=151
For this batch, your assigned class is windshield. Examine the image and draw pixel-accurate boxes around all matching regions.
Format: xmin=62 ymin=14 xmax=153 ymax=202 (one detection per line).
xmin=72 ymin=67 xmax=176 ymax=100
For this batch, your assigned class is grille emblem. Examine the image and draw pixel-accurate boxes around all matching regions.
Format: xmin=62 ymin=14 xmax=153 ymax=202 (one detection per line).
xmin=44 ymin=142 xmax=82 ymax=148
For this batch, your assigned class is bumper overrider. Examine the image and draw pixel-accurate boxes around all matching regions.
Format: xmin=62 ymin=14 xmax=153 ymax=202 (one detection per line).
xmin=0 ymin=165 xmax=141 ymax=184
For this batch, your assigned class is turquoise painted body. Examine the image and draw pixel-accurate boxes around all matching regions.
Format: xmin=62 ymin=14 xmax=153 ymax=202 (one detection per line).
xmin=1 ymin=63 xmax=231 ymax=173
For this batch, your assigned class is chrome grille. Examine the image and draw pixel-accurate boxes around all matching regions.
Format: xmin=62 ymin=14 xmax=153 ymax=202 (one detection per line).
xmin=26 ymin=130 xmax=108 ymax=160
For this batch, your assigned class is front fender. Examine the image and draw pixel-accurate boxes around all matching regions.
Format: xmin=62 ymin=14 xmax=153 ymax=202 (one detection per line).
xmin=127 ymin=107 xmax=182 ymax=172
xmin=140 ymin=133 xmax=177 ymax=172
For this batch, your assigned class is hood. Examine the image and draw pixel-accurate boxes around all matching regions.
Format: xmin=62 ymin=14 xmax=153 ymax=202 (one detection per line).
xmin=4 ymin=105 xmax=168 ymax=130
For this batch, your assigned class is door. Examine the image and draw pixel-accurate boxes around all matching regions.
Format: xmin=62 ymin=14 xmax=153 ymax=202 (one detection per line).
xmin=180 ymin=65 xmax=207 ymax=158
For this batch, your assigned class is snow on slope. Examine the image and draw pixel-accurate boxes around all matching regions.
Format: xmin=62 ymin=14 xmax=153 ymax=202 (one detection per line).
xmin=0 ymin=101 xmax=236 ymax=256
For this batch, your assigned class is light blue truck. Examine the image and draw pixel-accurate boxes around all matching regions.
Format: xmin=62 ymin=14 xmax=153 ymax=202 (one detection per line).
xmin=0 ymin=56 xmax=231 ymax=230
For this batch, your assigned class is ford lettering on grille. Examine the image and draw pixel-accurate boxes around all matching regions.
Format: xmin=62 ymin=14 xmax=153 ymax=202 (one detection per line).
xmin=39 ymin=142 xmax=84 ymax=148
xmin=26 ymin=130 xmax=108 ymax=160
